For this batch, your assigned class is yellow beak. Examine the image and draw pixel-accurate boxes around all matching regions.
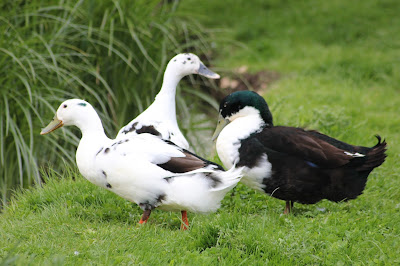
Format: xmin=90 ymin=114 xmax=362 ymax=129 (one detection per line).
xmin=40 ymin=116 xmax=64 ymax=135
xmin=212 ymin=114 xmax=229 ymax=141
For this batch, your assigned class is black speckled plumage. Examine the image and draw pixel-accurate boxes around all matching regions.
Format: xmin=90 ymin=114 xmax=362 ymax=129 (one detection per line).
xmin=216 ymin=91 xmax=387 ymax=212
xmin=136 ymin=125 xmax=162 ymax=136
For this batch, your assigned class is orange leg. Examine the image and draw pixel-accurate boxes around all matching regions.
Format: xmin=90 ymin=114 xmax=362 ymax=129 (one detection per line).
xmin=283 ymin=201 xmax=293 ymax=214
xmin=180 ymin=210 xmax=189 ymax=230
xmin=139 ymin=209 xmax=151 ymax=224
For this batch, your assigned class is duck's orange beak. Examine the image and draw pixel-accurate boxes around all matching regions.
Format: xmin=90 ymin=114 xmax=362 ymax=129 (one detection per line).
xmin=40 ymin=116 xmax=64 ymax=135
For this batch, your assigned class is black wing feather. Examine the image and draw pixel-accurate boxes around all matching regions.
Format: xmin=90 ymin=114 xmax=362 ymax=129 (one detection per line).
xmin=157 ymin=140 xmax=224 ymax=173
xmin=254 ymin=126 xmax=353 ymax=168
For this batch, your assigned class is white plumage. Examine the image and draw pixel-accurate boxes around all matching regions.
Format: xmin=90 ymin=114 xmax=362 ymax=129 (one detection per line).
xmin=116 ymin=53 xmax=220 ymax=149
xmin=214 ymin=106 xmax=271 ymax=192
xmin=41 ymin=99 xmax=242 ymax=229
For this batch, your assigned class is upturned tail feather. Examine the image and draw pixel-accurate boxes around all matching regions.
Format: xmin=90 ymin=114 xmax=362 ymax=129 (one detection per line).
xmin=357 ymin=135 xmax=387 ymax=173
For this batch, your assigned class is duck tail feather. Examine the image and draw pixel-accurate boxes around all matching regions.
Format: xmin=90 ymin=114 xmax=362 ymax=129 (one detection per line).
xmin=211 ymin=166 xmax=244 ymax=192
xmin=358 ymin=135 xmax=387 ymax=172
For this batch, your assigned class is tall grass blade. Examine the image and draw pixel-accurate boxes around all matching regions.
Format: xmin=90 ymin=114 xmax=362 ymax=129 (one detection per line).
xmin=0 ymin=0 xmax=221 ymax=206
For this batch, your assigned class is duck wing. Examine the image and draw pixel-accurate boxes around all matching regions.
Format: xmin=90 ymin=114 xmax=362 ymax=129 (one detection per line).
xmin=157 ymin=140 xmax=223 ymax=173
xmin=255 ymin=126 xmax=353 ymax=168
xmin=103 ymin=133 xmax=221 ymax=175
xmin=307 ymin=130 xmax=371 ymax=154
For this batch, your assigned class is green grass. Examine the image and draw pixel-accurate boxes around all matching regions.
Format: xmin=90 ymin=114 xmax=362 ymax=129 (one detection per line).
xmin=1 ymin=0 xmax=400 ymax=264
xmin=0 ymin=166 xmax=398 ymax=264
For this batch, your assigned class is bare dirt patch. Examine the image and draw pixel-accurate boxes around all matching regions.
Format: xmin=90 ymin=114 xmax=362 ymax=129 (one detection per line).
xmin=212 ymin=66 xmax=281 ymax=101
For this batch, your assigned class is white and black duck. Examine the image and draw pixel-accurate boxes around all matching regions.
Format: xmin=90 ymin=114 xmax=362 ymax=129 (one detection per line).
xmin=117 ymin=53 xmax=220 ymax=149
xmin=41 ymin=99 xmax=242 ymax=229
xmin=212 ymin=91 xmax=387 ymax=214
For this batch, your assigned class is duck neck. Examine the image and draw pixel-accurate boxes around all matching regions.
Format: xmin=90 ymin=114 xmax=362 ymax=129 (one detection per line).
xmin=151 ymin=67 xmax=184 ymax=121
xmin=75 ymin=113 xmax=110 ymax=178
xmin=75 ymin=112 xmax=109 ymax=154
xmin=75 ymin=114 xmax=110 ymax=181
xmin=77 ymin=114 xmax=107 ymax=138
xmin=231 ymin=114 xmax=266 ymax=137
xmin=216 ymin=114 xmax=265 ymax=170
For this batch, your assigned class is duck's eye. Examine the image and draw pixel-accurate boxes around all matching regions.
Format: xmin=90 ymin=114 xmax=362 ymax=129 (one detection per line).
xmin=63 ymin=104 xmax=67 ymax=108
xmin=187 ymin=57 xmax=191 ymax=60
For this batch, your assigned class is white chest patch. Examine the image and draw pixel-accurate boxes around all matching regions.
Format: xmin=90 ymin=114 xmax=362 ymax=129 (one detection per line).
xmin=241 ymin=154 xmax=272 ymax=191
xmin=216 ymin=113 xmax=271 ymax=191
xmin=216 ymin=114 xmax=264 ymax=166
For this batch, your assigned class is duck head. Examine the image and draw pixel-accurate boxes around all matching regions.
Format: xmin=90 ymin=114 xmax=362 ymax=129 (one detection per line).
xmin=167 ymin=53 xmax=220 ymax=79
xmin=212 ymin=91 xmax=273 ymax=140
xmin=40 ymin=99 xmax=101 ymax=135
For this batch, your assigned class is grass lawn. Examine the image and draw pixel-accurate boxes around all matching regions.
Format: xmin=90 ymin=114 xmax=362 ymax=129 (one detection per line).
xmin=1 ymin=0 xmax=400 ymax=264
